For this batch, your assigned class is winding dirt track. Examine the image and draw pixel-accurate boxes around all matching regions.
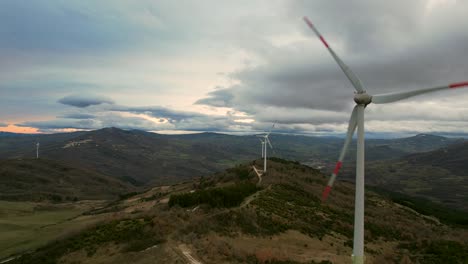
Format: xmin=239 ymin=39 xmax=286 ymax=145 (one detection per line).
xmin=178 ymin=244 xmax=203 ymax=264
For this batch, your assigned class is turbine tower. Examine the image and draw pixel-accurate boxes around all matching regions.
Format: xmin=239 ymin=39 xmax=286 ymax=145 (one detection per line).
xmin=259 ymin=138 xmax=265 ymax=158
xmin=257 ymin=132 xmax=273 ymax=173
xmin=303 ymin=16 xmax=468 ymax=264
xmin=36 ymin=142 xmax=40 ymax=159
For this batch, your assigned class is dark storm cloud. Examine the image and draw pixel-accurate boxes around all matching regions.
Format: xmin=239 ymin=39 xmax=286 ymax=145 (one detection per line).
xmin=195 ymin=88 xmax=235 ymax=108
xmin=58 ymin=95 xmax=114 ymax=108
xmin=0 ymin=0 xmax=157 ymax=54
xmin=197 ymin=0 xmax=468 ymax=127
xmin=18 ymin=97 xmax=246 ymax=132
xmin=60 ymin=113 xmax=96 ymax=119
xmin=18 ymin=119 xmax=96 ymax=130
xmin=109 ymin=105 xmax=205 ymax=121
xmin=4 ymin=0 xmax=468 ymax=135
xmin=17 ymin=110 xmax=245 ymax=133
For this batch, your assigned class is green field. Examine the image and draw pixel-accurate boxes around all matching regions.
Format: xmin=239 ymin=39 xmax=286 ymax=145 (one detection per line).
xmin=0 ymin=200 xmax=103 ymax=259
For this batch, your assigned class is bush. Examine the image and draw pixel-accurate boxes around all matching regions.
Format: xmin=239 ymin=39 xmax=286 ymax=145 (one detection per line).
xmin=268 ymin=157 xmax=300 ymax=165
xmin=398 ymin=240 xmax=468 ymax=264
xmin=169 ymin=182 xmax=260 ymax=208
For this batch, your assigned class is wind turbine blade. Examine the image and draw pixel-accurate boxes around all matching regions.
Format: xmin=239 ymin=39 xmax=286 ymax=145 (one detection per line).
xmin=322 ymin=105 xmax=358 ymax=201
xmin=267 ymin=122 xmax=276 ymax=135
xmin=371 ymin=82 xmax=468 ymax=104
xmin=303 ymin=17 xmax=364 ymax=93
xmin=267 ymin=138 xmax=273 ymax=149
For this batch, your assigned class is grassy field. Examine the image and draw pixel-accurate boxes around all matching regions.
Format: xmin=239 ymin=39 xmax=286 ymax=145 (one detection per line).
xmin=0 ymin=200 xmax=105 ymax=259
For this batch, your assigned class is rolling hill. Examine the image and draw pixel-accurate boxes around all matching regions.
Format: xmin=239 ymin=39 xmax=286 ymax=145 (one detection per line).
xmin=341 ymin=141 xmax=468 ymax=211
xmin=6 ymin=159 xmax=468 ymax=263
xmin=0 ymin=158 xmax=132 ymax=202
xmin=0 ymin=128 xmax=461 ymax=187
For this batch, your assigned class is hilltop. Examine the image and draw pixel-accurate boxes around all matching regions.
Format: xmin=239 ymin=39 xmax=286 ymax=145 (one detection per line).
xmin=7 ymin=159 xmax=468 ymax=264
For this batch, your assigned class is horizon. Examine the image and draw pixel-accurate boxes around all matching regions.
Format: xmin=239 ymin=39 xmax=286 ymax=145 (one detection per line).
xmin=2 ymin=126 xmax=467 ymax=140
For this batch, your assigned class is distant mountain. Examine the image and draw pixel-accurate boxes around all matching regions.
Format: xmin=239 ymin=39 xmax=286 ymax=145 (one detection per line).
xmin=0 ymin=132 xmax=32 ymax=137
xmin=0 ymin=128 xmax=462 ymax=186
xmin=341 ymin=141 xmax=468 ymax=211
xmin=0 ymin=158 xmax=132 ymax=202
xmin=374 ymin=133 xmax=462 ymax=153
xmin=5 ymin=128 xmax=260 ymax=185
xmin=406 ymin=140 xmax=468 ymax=175
xmin=0 ymin=130 xmax=86 ymax=157
xmin=9 ymin=159 xmax=468 ymax=263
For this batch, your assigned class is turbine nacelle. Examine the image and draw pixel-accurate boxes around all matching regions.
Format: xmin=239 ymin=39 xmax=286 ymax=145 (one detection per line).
xmin=353 ymin=92 xmax=372 ymax=105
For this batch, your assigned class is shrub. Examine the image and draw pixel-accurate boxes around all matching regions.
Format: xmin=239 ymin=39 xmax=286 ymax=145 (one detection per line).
xmin=169 ymin=182 xmax=260 ymax=208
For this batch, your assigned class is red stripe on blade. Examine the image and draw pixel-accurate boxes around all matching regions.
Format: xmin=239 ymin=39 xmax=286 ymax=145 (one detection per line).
xmin=319 ymin=36 xmax=329 ymax=48
xmin=333 ymin=161 xmax=342 ymax=175
xmin=322 ymin=186 xmax=332 ymax=201
xmin=449 ymin=82 xmax=468 ymax=89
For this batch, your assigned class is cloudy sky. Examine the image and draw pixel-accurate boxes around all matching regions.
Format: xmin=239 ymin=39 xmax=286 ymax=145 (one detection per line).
xmin=1 ymin=0 xmax=467 ymax=136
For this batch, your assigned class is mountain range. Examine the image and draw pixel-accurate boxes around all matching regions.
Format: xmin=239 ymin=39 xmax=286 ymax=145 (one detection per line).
xmin=0 ymin=128 xmax=462 ymax=186
xmin=1 ymin=127 xmax=467 ymax=214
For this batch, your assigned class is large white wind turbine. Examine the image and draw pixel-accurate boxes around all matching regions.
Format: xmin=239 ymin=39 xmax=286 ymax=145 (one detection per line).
xmin=303 ymin=17 xmax=468 ymax=264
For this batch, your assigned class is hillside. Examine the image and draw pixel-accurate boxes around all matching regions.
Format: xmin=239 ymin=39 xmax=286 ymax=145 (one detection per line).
xmin=0 ymin=128 xmax=461 ymax=186
xmin=341 ymin=141 xmax=468 ymax=211
xmin=7 ymin=159 xmax=468 ymax=264
xmin=0 ymin=158 xmax=132 ymax=202
xmin=43 ymin=128 xmax=259 ymax=185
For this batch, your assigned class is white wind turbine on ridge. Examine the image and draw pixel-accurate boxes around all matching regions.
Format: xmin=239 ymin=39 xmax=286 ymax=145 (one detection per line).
xmin=303 ymin=16 xmax=468 ymax=264
xmin=255 ymin=124 xmax=275 ymax=175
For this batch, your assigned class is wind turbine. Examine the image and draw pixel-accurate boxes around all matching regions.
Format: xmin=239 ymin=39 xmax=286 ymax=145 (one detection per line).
xmin=36 ymin=142 xmax=40 ymax=159
xmin=263 ymin=133 xmax=273 ymax=173
xmin=259 ymin=138 xmax=265 ymax=158
xmin=256 ymin=124 xmax=275 ymax=174
xmin=303 ymin=17 xmax=468 ymax=264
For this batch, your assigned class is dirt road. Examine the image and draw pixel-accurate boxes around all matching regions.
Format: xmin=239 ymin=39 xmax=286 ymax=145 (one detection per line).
xmin=178 ymin=244 xmax=203 ymax=264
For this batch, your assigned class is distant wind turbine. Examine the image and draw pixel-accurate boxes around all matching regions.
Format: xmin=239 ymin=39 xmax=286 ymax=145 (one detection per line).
xmin=303 ymin=16 xmax=468 ymax=264
xmin=256 ymin=123 xmax=275 ymax=174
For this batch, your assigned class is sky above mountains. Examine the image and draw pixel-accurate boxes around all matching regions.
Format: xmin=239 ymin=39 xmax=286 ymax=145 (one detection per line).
xmin=1 ymin=0 xmax=467 ymax=135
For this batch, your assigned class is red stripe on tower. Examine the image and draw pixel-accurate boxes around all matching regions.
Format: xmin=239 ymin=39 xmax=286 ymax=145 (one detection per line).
xmin=322 ymin=186 xmax=332 ymax=201
xmin=449 ymin=82 xmax=468 ymax=89
xmin=320 ymin=36 xmax=329 ymax=48
xmin=333 ymin=161 xmax=342 ymax=175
